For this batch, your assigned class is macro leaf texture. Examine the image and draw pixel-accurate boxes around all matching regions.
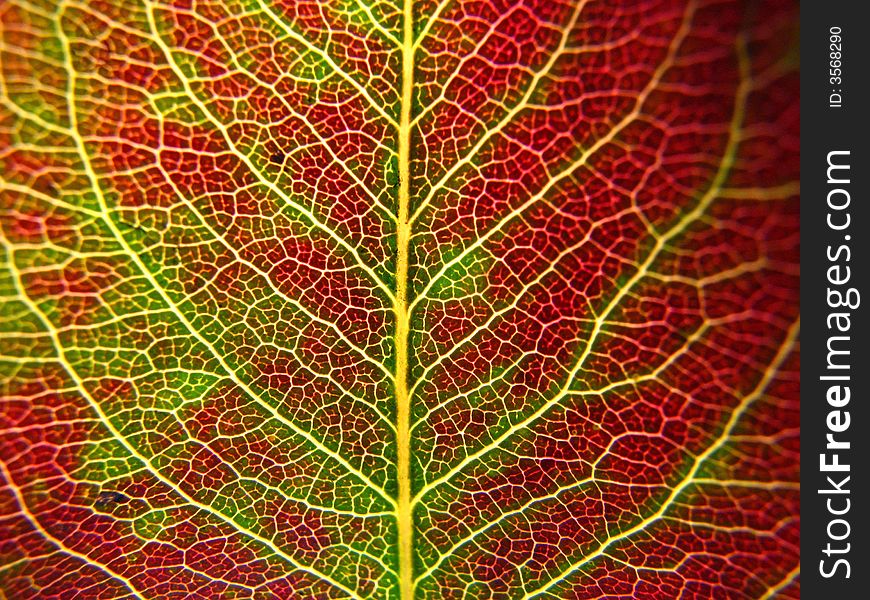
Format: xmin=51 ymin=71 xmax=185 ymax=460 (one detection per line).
xmin=0 ymin=0 xmax=799 ymax=597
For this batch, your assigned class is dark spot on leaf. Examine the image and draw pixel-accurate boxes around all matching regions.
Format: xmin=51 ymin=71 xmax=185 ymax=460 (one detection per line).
xmin=270 ymin=151 xmax=285 ymax=164
xmin=95 ymin=491 xmax=128 ymax=508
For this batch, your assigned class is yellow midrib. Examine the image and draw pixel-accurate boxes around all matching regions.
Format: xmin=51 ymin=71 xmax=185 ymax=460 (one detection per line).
xmin=395 ymin=0 xmax=415 ymax=597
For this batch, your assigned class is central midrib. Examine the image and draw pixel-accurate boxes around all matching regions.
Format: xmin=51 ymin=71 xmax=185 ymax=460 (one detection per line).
xmin=394 ymin=0 xmax=415 ymax=598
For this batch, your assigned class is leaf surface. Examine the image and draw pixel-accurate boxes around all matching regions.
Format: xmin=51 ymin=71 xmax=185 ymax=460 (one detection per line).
xmin=0 ymin=0 xmax=799 ymax=598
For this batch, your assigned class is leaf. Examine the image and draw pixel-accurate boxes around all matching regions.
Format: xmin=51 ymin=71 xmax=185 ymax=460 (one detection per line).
xmin=0 ymin=0 xmax=799 ymax=598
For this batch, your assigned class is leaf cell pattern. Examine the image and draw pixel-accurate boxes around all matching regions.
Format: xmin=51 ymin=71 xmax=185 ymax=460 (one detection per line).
xmin=0 ymin=0 xmax=799 ymax=598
